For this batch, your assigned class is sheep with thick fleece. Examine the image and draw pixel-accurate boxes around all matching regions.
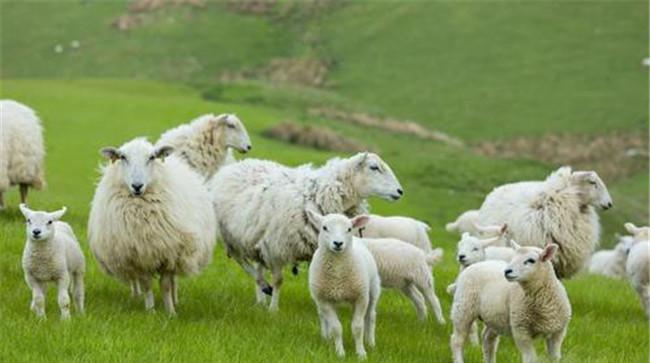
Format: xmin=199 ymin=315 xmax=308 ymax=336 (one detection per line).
xmin=359 ymin=215 xmax=432 ymax=252
xmin=446 ymin=210 xmax=480 ymax=235
xmin=588 ymin=235 xmax=635 ymax=279
xmin=0 ymin=100 xmax=46 ymax=209
xmin=361 ymin=237 xmax=445 ymax=323
xmin=624 ymin=223 xmax=650 ymax=317
xmin=88 ymin=138 xmax=216 ymax=315
xmin=307 ymin=212 xmax=381 ymax=359
xmin=451 ymin=242 xmax=571 ymax=363
xmin=477 ymin=166 xmax=612 ymax=278
xmin=20 ymin=204 xmax=84 ymax=319
xmin=157 ymin=113 xmax=251 ymax=180
xmin=209 ymin=152 xmax=402 ymax=311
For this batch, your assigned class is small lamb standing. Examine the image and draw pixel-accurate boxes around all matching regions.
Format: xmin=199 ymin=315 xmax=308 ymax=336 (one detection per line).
xmin=624 ymin=223 xmax=650 ymax=317
xmin=0 ymin=100 xmax=46 ymax=209
xmin=588 ymin=235 xmax=635 ymax=279
xmin=451 ymin=242 xmax=571 ymax=363
xmin=157 ymin=113 xmax=252 ymax=180
xmin=359 ymin=215 xmax=433 ymax=252
xmin=477 ymin=166 xmax=612 ymax=279
xmin=361 ymin=237 xmax=445 ymax=323
xmin=307 ymin=212 xmax=381 ymax=360
xmin=88 ymin=138 xmax=216 ymax=315
xmin=20 ymin=204 xmax=85 ymax=319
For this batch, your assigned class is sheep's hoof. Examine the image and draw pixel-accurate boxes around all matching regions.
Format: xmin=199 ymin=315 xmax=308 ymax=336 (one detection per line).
xmin=262 ymin=286 xmax=273 ymax=296
xmin=291 ymin=265 xmax=299 ymax=276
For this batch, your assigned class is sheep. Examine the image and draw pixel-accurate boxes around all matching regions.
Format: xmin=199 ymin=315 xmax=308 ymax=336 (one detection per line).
xmin=358 ymin=215 xmax=433 ymax=252
xmin=450 ymin=242 xmax=571 ymax=363
xmin=209 ymin=152 xmax=402 ymax=311
xmin=307 ymin=211 xmax=381 ymax=359
xmin=0 ymin=100 xmax=46 ymax=210
xmin=156 ymin=113 xmax=251 ymax=180
xmin=588 ymin=235 xmax=635 ymax=279
xmin=88 ymin=138 xmax=217 ymax=315
xmin=446 ymin=210 xmax=480 ymax=235
xmin=477 ymin=166 xmax=612 ymax=279
xmin=19 ymin=204 xmax=84 ymax=319
xmin=624 ymin=223 xmax=650 ymax=317
xmin=360 ymin=237 xmax=445 ymax=323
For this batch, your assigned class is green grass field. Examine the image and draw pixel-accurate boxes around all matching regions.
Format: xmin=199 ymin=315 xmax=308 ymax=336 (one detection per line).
xmin=1 ymin=1 xmax=649 ymax=362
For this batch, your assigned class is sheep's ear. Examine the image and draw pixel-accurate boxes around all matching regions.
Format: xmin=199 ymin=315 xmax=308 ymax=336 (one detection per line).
xmin=306 ymin=209 xmax=323 ymax=230
xmin=49 ymin=206 xmax=67 ymax=221
xmin=571 ymin=171 xmax=596 ymax=183
xmin=510 ymin=239 xmax=522 ymax=250
xmin=101 ymin=147 xmax=122 ymax=163
xmin=541 ymin=243 xmax=558 ymax=262
xmin=19 ymin=204 xmax=32 ymax=219
xmin=351 ymin=215 xmax=370 ymax=229
xmin=353 ymin=152 xmax=369 ymax=169
xmin=153 ymin=145 xmax=174 ymax=161
xmin=500 ymin=223 xmax=508 ymax=234
xmin=479 ymin=235 xmax=501 ymax=247
xmin=212 ymin=114 xmax=230 ymax=126
xmin=625 ymin=223 xmax=639 ymax=235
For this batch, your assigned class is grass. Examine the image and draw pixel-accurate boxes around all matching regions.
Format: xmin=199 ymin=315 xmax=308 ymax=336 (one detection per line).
xmin=0 ymin=79 xmax=648 ymax=362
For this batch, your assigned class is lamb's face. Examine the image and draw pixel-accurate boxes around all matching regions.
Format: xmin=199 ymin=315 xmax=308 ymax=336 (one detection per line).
xmin=571 ymin=171 xmax=612 ymax=210
xmin=504 ymin=243 xmax=557 ymax=282
xmin=19 ymin=204 xmax=66 ymax=242
xmin=101 ymin=138 xmax=174 ymax=197
xmin=217 ymin=114 xmax=252 ymax=153
xmin=456 ymin=233 xmax=500 ymax=267
xmin=352 ymin=153 xmax=403 ymax=201
xmin=307 ymin=211 xmax=369 ymax=254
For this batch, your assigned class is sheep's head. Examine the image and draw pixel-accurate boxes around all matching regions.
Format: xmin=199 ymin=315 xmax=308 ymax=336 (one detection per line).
xmin=307 ymin=210 xmax=368 ymax=254
xmin=19 ymin=204 xmax=66 ymax=242
xmin=625 ymin=223 xmax=650 ymax=242
xmin=504 ymin=241 xmax=558 ymax=283
xmin=570 ymin=170 xmax=612 ymax=210
xmin=614 ymin=236 xmax=635 ymax=255
xmin=456 ymin=232 xmax=502 ymax=267
xmin=349 ymin=152 xmax=403 ymax=202
xmin=101 ymin=138 xmax=174 ymax=197
xmin=212 ymin=114 xmax=252 ymax=153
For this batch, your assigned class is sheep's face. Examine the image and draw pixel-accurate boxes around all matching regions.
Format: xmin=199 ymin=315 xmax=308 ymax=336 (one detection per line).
xmin=351 ymin=153 xmax=403 ymax=201
xmin=571 ymin=171 xmax=612 ymax=210
xmin=456 ymin=233 xmax=501 ymax=267
xmin=215 ymin=114 xmax=252 ymax=153
xmin=101 ymin=138 xmax=174 ymax=197
xmin=19 ymin=204 xmax=66 ymax=242
xmin=625 ymin=223 xmax=650 ymax=242
xmin=307 ymin=211 xmax=369 ymax=254
xmin=504 ymin=242 xmax=557 ymax=282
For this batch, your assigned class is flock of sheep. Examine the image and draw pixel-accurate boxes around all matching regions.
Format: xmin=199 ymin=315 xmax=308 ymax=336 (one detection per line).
xmin=1 ymin=98 xmax=649 ymax=362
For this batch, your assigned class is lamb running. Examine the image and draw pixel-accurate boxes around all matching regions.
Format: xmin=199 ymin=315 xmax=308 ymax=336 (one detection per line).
xmin=451 ymin=242 xmax=571 ymax=363
xmin=477 ymin=166 xmax=612 ymax=278
xmin=209 ymin=152 xmax=402 ymax=311
xmin=20 ymin=204 xmax=85 ymax=319
xmin=624 ymin=222 xmax=650 ymax=317
xmin=588 ymin=235 xmax=635 ymax=279
xmin=307 ymin=212 xmax=381 ymax=360
xmin=88 ymin=138 xmax=216 ymax=315
xmin=359 ymin=215 xmax=433 ymax=252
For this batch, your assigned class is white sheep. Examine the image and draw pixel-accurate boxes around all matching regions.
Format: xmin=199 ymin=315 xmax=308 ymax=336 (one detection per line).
xmin=209 ymin=152 xmax=403 ymax=311
xmin=588 ymin=235 xmax=635 ymax=279
xmin=624 ymin=223 xmax=650 ymax=317
xmin=307 ymin=212 xmax=381 ymax=360
xmin=359 ymin=215 xmax=432 ymax=252
xmin=157 ymin=113 xmax=251 ymax=180
xmin=88 ymin=138 xmax=216 ymax=315
xmin=20 ymin=204 xmax=85 ymax=319
xmin=0 ymin=100 xmax=46 ymax=209
xmin=450 ymin=242 xmax=571 ymax=363
xmin=361 ymin=237 xmax=445 ymax=323
xmin=446 ymin=209 xmax=480 ymax=235
xmin=477 ymin=166 xmax=612 ymax=278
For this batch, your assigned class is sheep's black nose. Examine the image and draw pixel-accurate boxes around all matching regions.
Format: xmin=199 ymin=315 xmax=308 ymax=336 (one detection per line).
xmin=247 ymin=145 xmax=252 ymax=151
xmin=458 ymin=254 xmax=466 ymax=261
xmin=504 ymin=269 xmax=513 ymax=277
xmin=32 ymin=229 xmax=41 ymax=236
xmin=333 ymin=241 xmax=343 ymax=248
xmin=131 ymin=183 xmax=143 ymax=192
xmin=397 ymin=188 xmax=403 ymax=196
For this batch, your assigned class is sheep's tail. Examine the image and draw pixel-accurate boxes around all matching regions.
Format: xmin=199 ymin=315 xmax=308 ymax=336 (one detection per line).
xmin=445 ymin=220 xmax=459 ymax=232
xmin=416 ymin=221 xmax=432 ymax=249
xmin=426 ymin=248 xmax=444 ymax=266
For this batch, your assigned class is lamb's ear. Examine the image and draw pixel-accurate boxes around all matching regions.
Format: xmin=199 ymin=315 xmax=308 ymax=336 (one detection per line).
xmin=479 ymin=235 xmax=501 ymax=248
xmin=500 ymin=223 xmax=508 ymax=235
xmin=101 ymin=147 xmax=122 ymax=163
xmin=353 ymin=152 xmax=369 ymax=169
xmin=306 ymin=209 xmax=323 ymax=230
xmin=571 ymin=170 xmax=596 ymax=183
xmin=625 ymin=223 xmax=639 ymax=235
xmin=212 ymin=114 xmax=230 ymax=127
xmin=49 ymin=206 xmax=67 ymax=221
xmin=541 ymin=243 xmax=559 ymax=262
xmin=351 ymin=215 xmax=370 ymax=229
xmin=19 ymin=203 xmax=32 ymax=219
xmin=510 ymin=239 xmax=522 ymax=250
xmin=153 ymin=145 xmax=174 ymax=161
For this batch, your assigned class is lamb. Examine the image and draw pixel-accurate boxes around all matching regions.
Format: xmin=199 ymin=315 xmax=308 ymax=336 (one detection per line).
xmin=361 ymin=237 xmax=445 ymax=323
xmin=88 ymin=138 xmax=217 ymax=315
xmin=477 ymin=166 xmax=612 ymax=278
xmin=209 ymin=152 xmax=402 ymax=311
xmin=20 ymin=204 xmax=85 ymax=319
xmin=307 ymin=212 xmax=381 ymax=359
xmin=157 ymin=113 xmax=251 ymax=180
xmin=450 ymin=242 xmax=571 ymax=363
xmin=446 ymin=210 xmax=480 ymax=235
xmin=624 ymin=223 xmax=650 ymax=317
xmin=359 ymin=215 xmax=433 ymax=252
xmin=588 ymin=235 xmax=635 ymax=279
xmin=0 ymin=100 xmax=46 ymax=209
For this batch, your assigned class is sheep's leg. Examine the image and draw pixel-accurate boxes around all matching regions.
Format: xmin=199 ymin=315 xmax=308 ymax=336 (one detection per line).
xmin=450 ymin=319 xmax=473 ymax=363
xmin=72 ymin=271 xmax=85 ymax=314
xmin=417 ymin=280 xmax=446 ymax=324
xmin=140 ymin=276 xmax=155 ymax=311
xmin=56 ymin=274 xmax=72 ymax=320
xmin=160 ymin=272 xmax=176 ymax=316
xmin=402 ymin=283 xmax=427 ymax=321
xmin=172 ymin=275 xmax=179 ymax=306
xmin=255 ymin=264 xmax=268 ymax=305
xmin=130 ymin=280 xmax=142 ymax=297
xmin=364 ymin=286 xmax=379 ymax=348
xmin=19 ymin=184 xmax=29 ymax=204
xmin=546 ymin=327 xmax=567 ymax=361
xmin=512 ymin=330 xmax=537 ymax=363
xmin=315 ymin=301 xmax=331 ymax=339
xmin=0 ymin=191 xmax=4 ymax=210
xmin=27 ymin=275 xmax=46 ymax=318
xmin=268 ymin=266 xmax=284 ymax=312
xmin=321 ymin=303 xmax=344 ymax=357
xmin=482 ymin=327 xmax=500 ymax=363
xmin=352 ymin=296 xmax=369 ymax=360
xmin=635 ymin=285 xmax=650 ymax=317
xmin=469 ymin=321 xmax=480 ymax=346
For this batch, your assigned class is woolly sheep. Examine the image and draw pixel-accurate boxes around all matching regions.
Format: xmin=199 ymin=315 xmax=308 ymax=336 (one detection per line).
xmin=477 ymin=166 xmax=612 ymax=278
xmin=359 ymin=215 xmax=433 ymax=252
xmin=588 ymin=235 xmax=635 ymax=279
xmin=209 ymin=152 xmax=402 ymax=311
xmin=0 ymin=100 xmax=46 ymax=209
xmin=624 ymin=223 xmax=650 ymax=317
xmin=451 ymin=242 xmax=571 ymax=363
xmin=88 ymin=138 xmax=216 ymax=315
xmin=361 ymin=237 xmax=445 ymax=323
xmin=20 ymin=204 xmax=84 ymax=319
xmin=307 ymin=212 xmax=381 ymax=359
xmin=157 ymin=113 xmax=251 ymax=180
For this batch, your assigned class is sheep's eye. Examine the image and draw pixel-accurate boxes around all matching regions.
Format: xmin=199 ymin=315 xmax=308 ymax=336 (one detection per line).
xmin=369 ymin=165 xmax=380 ymax=171
xmin=47 ymin=220 xmax=53 ymax=225
xmin=27 ymin=219 xmax=31 ymax=224
xmin=148 ymin=155 xmax=155 ymax=162
xmin=347 ymin=228 xmax=352 ymax=233
xmin=119 ymin=155 xmax=127 ymax=162
xmin=588 ymin=180 xmax=597 ymax=186
xmin=322 ymin=226 xmax=328 ymax=232
xmin=525 ymin=258 xmax=536 ymax=264
xmin=472 ymin=248 xmax=479 ymax=252
xmin=227 ymin=123 xmax=236 ymax=129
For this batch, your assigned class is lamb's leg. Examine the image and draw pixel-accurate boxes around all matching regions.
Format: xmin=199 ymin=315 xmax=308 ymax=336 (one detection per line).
xmin=364 ymin=286 xmax=379 ymax=348
xmin=172 ymin=275 xmax=179 ymax=306
xmin=635 ymin=284 xmax=650 ymax=317
xmin=512 ymin=330 xmax=537 ymax=363
xmin=402 ymin=283 xmax=427 ymax=321
xmin=352 ymin=296 xmax=369 ymax=360
xmin=19 ymin=184 xmax=28 ymax=204
xmin=315 ymin=301 xmax=331 ymax=339
xmin=160 ymin=272 xmax=176 ymax=316
xmin=140 ymin=276 xmax=155 ymax=311
xmin=72 ymin=271 xmax=85 ymax=314
xmin=546 ymin=327 xmax=567 ymax=361
xmin=27 ymin=276 xmax=46 ymax=318
xmin=482 ymin=327 xmax=500 ymax=363
xmin=450 ymin=318 xmax=473 ymax=363
xmin=130 ymin=280 xmax=142 ymax=297
xmin=417 ymin=280 xmax=446 ymax=324
xmin=321 ymin=302 xmax=344 ymax=357
xmin=56 ymin=274 xmax=72 ymax=320
xmin=268 ymin=265 xmax=284 ymax=312
xmin=469 ymin=321 xmax=480 ymax=346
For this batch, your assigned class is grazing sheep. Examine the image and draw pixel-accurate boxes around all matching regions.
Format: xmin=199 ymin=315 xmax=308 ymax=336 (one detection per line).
xmin=0 ymin=100 xmax=46 ymax=209
xmin=359 ymin=215 xmax=433 ymax=252
xmin=588 ymin=235 xmax=635 ymax=279
xmin=209 ymin=152 xmax=402 ymax=311
xmin=446 ymin=210 xmax=480 ymax=235
xmin=20 ymin=204 xmax=84 ymax=319
xmin=477 ymin=166 xmax=612 ymax=278
xmin=88 ymin=138 xmax=216 ymax=315
xmin=361 ymin=237 xmax=445 ymax=323
xmin=157 ymin=113 xmax=252 ymax=180
xmin=307 ymin=212 xmax=381 ymax=359
xmin=451 ymin=242 xmax=571 ymax=363
xmin=624 ymin=223 xmax=650 ymax=317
